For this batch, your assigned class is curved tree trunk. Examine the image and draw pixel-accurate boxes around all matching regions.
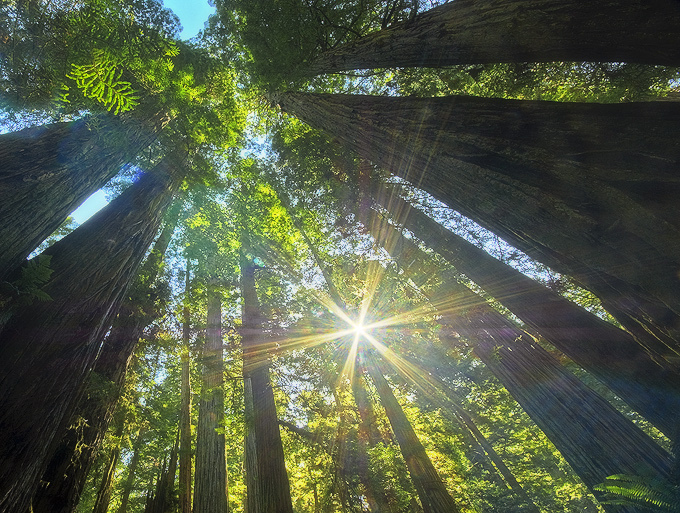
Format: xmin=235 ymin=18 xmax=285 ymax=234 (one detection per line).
xmin=193 ymin=284 xmax=228 ymax=513
xmin=372 ymin=185 xmax=680 ymax=439
xmin=274 ymin=91 xmax=680 ymax=377
xmin=303 ymin=0 xmax=680 ymax=74
xmin=367 ymin=211 xmax=673 ymax=507
xmin=32 ymin=213 xmax=179 ymax=513
xmin=0 ymin=114 xmax=163 ymax=284
xmin=0 ymin=155 xmax=183 ymax=513
xmin=240 ymin=251 xmax=294 ymax=513
xmin=365 ymin=356 xmax=461 ymax=513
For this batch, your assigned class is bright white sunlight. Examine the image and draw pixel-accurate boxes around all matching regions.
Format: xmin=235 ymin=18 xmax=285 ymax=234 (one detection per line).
xmin=1 ymin=1 xmax=679 ymax=513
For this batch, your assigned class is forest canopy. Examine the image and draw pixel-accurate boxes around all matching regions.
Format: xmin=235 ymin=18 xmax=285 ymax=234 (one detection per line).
xmin=1 ymin=1 xmax=680 ymax=513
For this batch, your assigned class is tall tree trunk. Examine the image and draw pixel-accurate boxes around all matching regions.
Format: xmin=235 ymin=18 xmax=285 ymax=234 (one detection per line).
xmin=240 ymin=251 xmax=294 ymax=513
xmin=146 ymin=432 xmax=179 ymax=513
xmin=0 ymin=155 xmax=183 ymax=513
xmin=303 ymin=0 xmax=680 ymax=74
xmin=243 ymin=377 xmax=259 ymax=513
xmin=193 ymin=284 xmax=228 ymax=513
xmin=367 ymin=211 xmax=673 ymax=506
xmin=371 ymin=187 xmax=680 ymax=439
xmin=0 ymin=113 xmax=164 ymax=284
xmin=273 ymin=92 xmax=680 ymax=357
xmin=179 ymin=264 xmax=193 ymax=513
xmin=91 ymin=423 xmax=125 ymax=513
xmin=364 ymin=355 xmax=461 ymax=513
xmin=32 ymin=212 xmax=179 ymax=513
xmin=351 ymin=370 xmax=400 ymax=513
xmin=116 ymin=428 xmax=146 ymax=513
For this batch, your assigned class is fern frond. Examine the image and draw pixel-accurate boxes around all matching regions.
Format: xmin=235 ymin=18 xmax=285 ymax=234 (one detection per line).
xmin=595 ymin=474 xmax=678 ymax=512
xmin=67 ymin=49 xmax=139 ymax=114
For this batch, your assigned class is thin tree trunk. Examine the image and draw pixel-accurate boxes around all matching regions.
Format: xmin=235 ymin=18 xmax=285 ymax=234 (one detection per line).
xmin=240 ymin=250 xmax=294 ymax=513
xmin=32 ymin=213 xmax=179 ymax=513
xmin=193 ymin=284 xmax=228 ymax=513
xmin=273 ymin=92 xmax=680 ymax=358
xmin=0 ymin=114 xmax=164 ymax=284
xmin=303 ymin=0 xmax=680 ymax=75
xmin=0 ymin=155 xmax=183 ymax=513
xmin=368 ymin=212 xmax=673 ymax=507
xmin=243 ymin=377 xmax=259 ymax=513
xmin=91 ymin=424 xmax=125 ymax=513
xmin=365 ymin=356 xmax=461 ymax=513
xmin=351 ymin=370 xmax=400 ymax=513
xmin=371 ymin=187 xmax=680 ymax=439
xmin=116 ymin=428 xmax=146 ymax=513
xmin=146 ymin=432 xmax=179 ymax=513
xmin=179 ymin=263 xmax=193 ymax=513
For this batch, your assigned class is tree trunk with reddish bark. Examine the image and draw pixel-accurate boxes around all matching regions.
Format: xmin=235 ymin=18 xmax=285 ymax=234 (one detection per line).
xmin=0 ymin=155 xmax=183 ymax=513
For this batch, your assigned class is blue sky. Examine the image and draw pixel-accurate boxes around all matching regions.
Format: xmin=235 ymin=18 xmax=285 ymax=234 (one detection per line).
xmin=72 ymin=0 xmax=215 ymax=224
xmin=164 ymin=0 xmax=216 ymax=40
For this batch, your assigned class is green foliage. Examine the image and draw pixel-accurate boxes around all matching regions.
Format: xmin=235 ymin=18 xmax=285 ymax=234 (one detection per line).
xmin=67 ymin=49 xmax=140 ymax=114
xmin=595 ymin=474 xmax=678 ymax=512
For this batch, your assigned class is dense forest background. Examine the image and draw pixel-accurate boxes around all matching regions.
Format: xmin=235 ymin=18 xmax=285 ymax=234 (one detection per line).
xmin=1 ymin=1 xmax=680 ymax=512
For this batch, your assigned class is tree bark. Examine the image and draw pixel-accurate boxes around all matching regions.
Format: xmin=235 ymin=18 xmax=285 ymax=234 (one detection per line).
xmin=368 ymin=211 xmax=673 ymax=507
xmin=92 ymin=423 xmax=125 ymax=513
xmin=240 ymin=251 xmax=294 ymax=513
xmin=371 ymin=187 xmax=680 ymax=439
xmin=0 ymin=155 xmax=183 ymax=513
xmin=179 ymin=263 xmax=193 ymax=513
xmin=365 ymin=355 xmax=461 ymax=513
xmin=193 ymin=284 xmax=228 ymax=513
xmin=32 ymin=213 xmax=179 ymax=513
xmin=273 ymin=92 xmax=680 ymax=357
xmin=0 ymin=114 xmax=163 ymax=284
xmin=116 ymin=428 xmax=145 ymax=513
xmin=145 ymin=431 xmax=179 ymax=513
xmin=303 ymin=0 xmax=680 ymax=74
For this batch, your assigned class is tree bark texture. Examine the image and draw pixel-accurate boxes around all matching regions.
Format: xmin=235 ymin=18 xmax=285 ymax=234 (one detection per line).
xmin=92 ymin=444 xmax=121 ymax=513
xmin=32 ymin=215 xmax=178 ymax=513
xmin=304 ymin=0 xmax=680 ymax=74
xmin=275 ymin=92 xmax=680 ymax=373
xmin=365 ymin=356 xmax=461 ymax=513
xmin=368 ymin=212 xmax=673 ymax=505
xmin=0 ymin=114 xmax=162 ymax=283
xmin=351 ymin=371 xmax=400 ymax=513
xmin=371 ymin=187 xmax=680 ymax=439
xmin=145 ymin=431 xmax=179 ymax=513
xmin=0 ymin=156 xmax=182 ymax=513
xmin=179 ymin=265 xmax=193 ymax=513
xmin=240 ymin=254 xmax=294 ymax=513
xmin=193 ymin=285 xmax=229 ymax=513
xmin=116 ymin=429 xmax=146 ymax=513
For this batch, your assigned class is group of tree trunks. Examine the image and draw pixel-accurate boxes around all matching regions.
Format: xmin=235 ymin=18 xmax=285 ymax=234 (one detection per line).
xmin=0 ymin=154 xmax=184 ymax=513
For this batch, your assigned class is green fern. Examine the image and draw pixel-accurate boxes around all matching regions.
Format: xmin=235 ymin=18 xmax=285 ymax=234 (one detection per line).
xmin=595 ymin=474 xmax=679 ymax=512
xmin=67 ymin=49 xmax=140 ymax=114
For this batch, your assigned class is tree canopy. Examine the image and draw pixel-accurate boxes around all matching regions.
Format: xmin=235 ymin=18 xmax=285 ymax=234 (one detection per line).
xmin=1 ymin=1 xmax=679 ymax=512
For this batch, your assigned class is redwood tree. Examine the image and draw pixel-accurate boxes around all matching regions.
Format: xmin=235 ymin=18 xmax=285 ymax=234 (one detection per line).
xmin=273 ymin=92 xmax=680 ymax=363
xmin=193 ymin=283 xmax=229 ymax=513
xmin=371 ymin=184 xmax=680 ymax=439
xmin=302 ymin=0 xmax=680 ymax=75
xmin=0 ymin=114 xmax=163 ymax=284
xmin=367 ymin=210 xmax=673 ymax=503
xmin=0 ymin=154 xmax=183 ymax=513
xmin=240 ymin=250 xmax=294 ymax=513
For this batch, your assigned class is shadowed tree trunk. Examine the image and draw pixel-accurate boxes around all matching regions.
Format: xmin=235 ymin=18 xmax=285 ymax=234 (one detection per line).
xmin=179 ymin=263 xmax=193 ymax=513
xmin=32 ymin=212 xmax=179 ymax=513
xmin=273 ymin=92 xmax=680 ymax=359
xmin=367 ymin=210 xmax=673 ymax=507
xmin=240 ymin=249 xmax=294 ymax=513
xmin=91 ymin=423 xmax=125 ymax=513
xmin=371 ymin=186 xmax=680 ymax=439
xmin=303 ymin=0 xmax=680 ymax=75
xmin=146 ymin=431 xmax=179 ymax=513
xmin=364 ymin=354 xmax=461 ymax=513
xmin=0 ymin=154 xmax=183 ymax=513
xmin=243 ymin=376 xmax=259 ymax=513
xmin=0 ymin=114 xmax=164 ymax=284
xmin=116 ymin=427 xmax=147 ymax=513
xmin=193 ymin=283 xmax=228 ymax=513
